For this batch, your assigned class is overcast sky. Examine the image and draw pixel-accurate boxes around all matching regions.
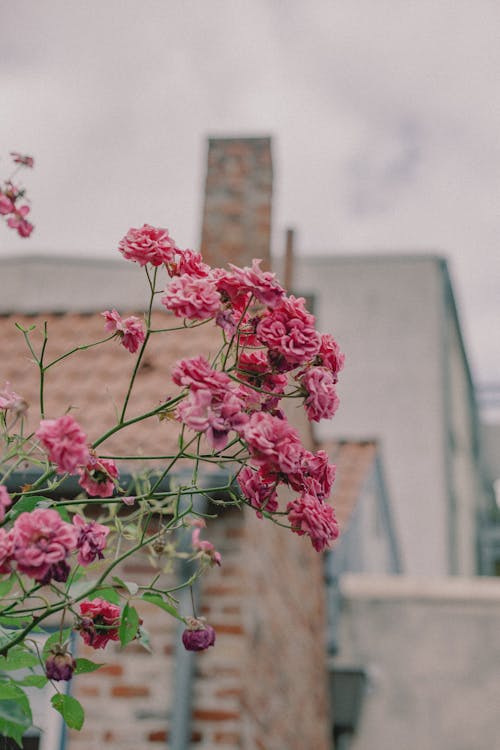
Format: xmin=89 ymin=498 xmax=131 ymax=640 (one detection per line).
xmin=1 ymin=0 xmax=499 ymax=389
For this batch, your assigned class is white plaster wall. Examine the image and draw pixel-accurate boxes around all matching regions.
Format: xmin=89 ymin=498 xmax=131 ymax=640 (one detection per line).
xmin=336 ymin=574 xmax=500 ymax=750
xmin=292 ymin=255 xmax=449 ymax=575
xmin=0 ymin=255 xmax=154 ymax=313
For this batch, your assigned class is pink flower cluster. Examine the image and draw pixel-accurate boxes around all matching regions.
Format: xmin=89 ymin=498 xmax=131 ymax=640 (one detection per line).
xmin=36 ymin=415 xmax=89 ymax=474
xmin=173 ymin=356 xmax=249 ymax=450
xmin=0 ymin=508 xmax=110 ymax=584
xmin=102 ymin=309 xmax=146 ymax=353
xmin=111 ymin=222 xmax=345 ymax=553
xmin=0 ymin=382 xmax=28 ymax=415
xmin=0 ymin=153 xmax=34 ymax=238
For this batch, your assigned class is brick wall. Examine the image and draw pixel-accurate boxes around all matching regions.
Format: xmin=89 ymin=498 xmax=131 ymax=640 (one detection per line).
xmin=200 ymin=138 xmax=273 ymax=269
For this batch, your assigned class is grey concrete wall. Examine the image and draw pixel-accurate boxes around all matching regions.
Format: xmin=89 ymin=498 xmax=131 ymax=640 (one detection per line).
xmin=291 ymin=255 xmax=450 ymax=575
xmin=336 ymin=574 xmax=500 ymax=750
xmin=0 ymin=255 xmax=152 ymax=313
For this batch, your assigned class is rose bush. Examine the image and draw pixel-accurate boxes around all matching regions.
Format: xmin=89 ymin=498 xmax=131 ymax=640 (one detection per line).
xmin=0 ymin=152 xmax=34 ymax=238
xmin=0 ymin=222 xmax=344 ymax=745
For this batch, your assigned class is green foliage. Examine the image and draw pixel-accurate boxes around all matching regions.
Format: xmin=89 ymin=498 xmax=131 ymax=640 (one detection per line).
xmin=15 ymin=674 xmax=48 ymax=688
xmin=74 ymin=658 xmax=104 ymax=675
xmin=142 ymin=592 xmax=183 ymax=621
xmin=112 ymin=576 xmax=139 ymax=596
xmin=51 ymin=693 xmax=84 ymax=731
xmin=6 ymin=495 xmax=49 ymax=522
xmin=0 ymin=645 xmax=38 ymax=671
xmin=0 ymin=575 xmax=15 ymax=598
xmin=0 ymin=681 xmax=33 ymax=747
xmin=89 ymin=586 xmax=121 ymax=605
xmin=118 ymin=602 xmax=140 ymax=647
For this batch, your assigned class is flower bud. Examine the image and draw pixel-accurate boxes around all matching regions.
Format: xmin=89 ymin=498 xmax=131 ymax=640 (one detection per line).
xmin=45 ymin=646 xmax=76 ymax=681
xmin=182 ymin=617 xmax=216 ymax=652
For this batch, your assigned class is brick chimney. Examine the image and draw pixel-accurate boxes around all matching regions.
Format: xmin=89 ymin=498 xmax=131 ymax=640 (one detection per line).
xmin=200 ymin=137 xmax=273 ymax=269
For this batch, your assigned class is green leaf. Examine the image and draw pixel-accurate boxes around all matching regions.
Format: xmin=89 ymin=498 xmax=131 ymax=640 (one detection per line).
xmin=42 ymin=629 xmax=72 ymax=660
xmin=0 ymin=614 xmax=34 ymax=627
xmin=74 ymin=658 xmax=104 ymax=675
xmin=0 ymin=682 xmax=32 ymax=746
xmin=7 ymin=495 xmax=49 ymax=522
xmin=112 ymin=576 xmax=139 ymax=596
xmin=16 ymin=674 xmax=48 ymax=688
xmin=54 ymin=505 xmax=70 ymax=522
xmin=0 ymin=575 xmax=15 ymax=598
xmin=51 ymin=693 xmax=84 ymax=731
xmin=118 ymin=603 xmax=140 ymax=648
xmin=141 ymin=592 xmax=183 ymax=621
xmin=137 ymin=625 xmax=152 ymax=653
xmin=0 ymin=626 xmax=24 ymax=654
xmin=0 ymin=645 xmax=39 ymax=671
xmin=89 ymin=587 xmax=121 ymax=605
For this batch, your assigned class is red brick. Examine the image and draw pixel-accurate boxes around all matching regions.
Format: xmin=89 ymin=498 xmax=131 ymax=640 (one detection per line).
xmin=147 ymin=730 xmax=168 ymax=742
xmin=97 ymin=663 xmax=123 ymax=676
xmin=193 ymin=708 xmax=240 ymax=722
xmin=111 ymin=684 xmax=150 ymax=698
xmin=78 ymin=685 xmax=100 ymax=697
xmin=210 ymin=623 xmax=244 ymax=635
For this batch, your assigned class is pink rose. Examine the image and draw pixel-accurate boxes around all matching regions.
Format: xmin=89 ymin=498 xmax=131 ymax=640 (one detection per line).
xmin=300 ymin=367 xmax=339 ymax=422
xmin=0 ymin=485 xmax=12 ymax=523
xmin=238 ymin=466 xmax=279 ymax=517
xmin=0 ymin=528 xmax=14 ymax=574
xmin=118 ymin=224 xmax=178 ymax=267
xmin=175 ymin=249 xmax=210 ymax=278
xmin=287 ymin=493 xmax=339 ymax=552
xmin=0 ymin=194 xmax=14 ymax=215
xmin=78 ymin=598 xmax=121 ymax=649
xmin=243 ymin=412 xmax=304 ymax=475
xmin=227 ymin=259 xmax=285 ymax=308
xmin=13 ymin=508 xmax=77 ymax=582
xmin=288 ymin=450 xmax=336 ymax=501
xmin=317 ymin=333 xmax=345 ymax=381
xmin=36 ymin=415 xmax=89 ymax=474
xmin=102 ymin=309 xmax=146 ymax=354
xmin=0 ymin=382 xmax=28 ymax=414
xmin=161 ymin=274 xmax=221 ymax=320
xmin=73 ymin=515 xmax=110 ymax=566
xmin=78 ymin=455 xmax=119 ymax=498
xmin=172 ymin=356 xmax=230 ymax=392
xmin=257 ymin=295 xmax=321 ymax=369
xmin=7 ymin=205 xmax=33 ymax=238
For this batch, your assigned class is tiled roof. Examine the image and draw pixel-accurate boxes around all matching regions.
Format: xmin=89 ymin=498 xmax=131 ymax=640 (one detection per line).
xmin=0 ymin=311 xmax=219 ymax=465
xmin=319 ymin=440 xmax=378 ymax=531
xmin=1 ymin=308 xmax=372 ymax=526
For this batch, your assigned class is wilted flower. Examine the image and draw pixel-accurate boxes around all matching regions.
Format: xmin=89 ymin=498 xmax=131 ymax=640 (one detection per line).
xmin=182 ymin=617 xmax=216 ymax=651
xmin=73 ymin=515 xmax=110 ymax=566
xmin=102 ymin=309 xmax=146 ymax=354
xmin=78 ymin=598 xmax=121 ymax=649
xmin=78 ymin=455 xmax=119 ymax=498
xmin=45 ymin=645 xmax=76 ymax=682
